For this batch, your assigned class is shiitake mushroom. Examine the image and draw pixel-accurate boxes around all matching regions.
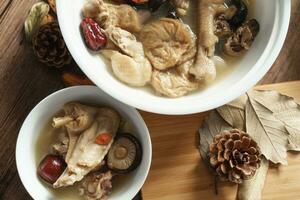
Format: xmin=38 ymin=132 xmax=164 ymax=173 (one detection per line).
xmin=107 ymin=133 xmax=142 ymax=174
xmin=229 ymin=0 xmax=248 ymax=27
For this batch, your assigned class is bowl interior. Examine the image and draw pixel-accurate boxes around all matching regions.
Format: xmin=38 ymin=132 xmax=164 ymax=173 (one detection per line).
xmin=57 ymin=0 xmax=290 ymax=114
xmin=16 ymin=86 xmax=151 ymax=200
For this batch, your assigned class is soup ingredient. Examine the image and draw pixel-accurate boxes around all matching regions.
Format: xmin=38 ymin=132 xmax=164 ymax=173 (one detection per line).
xmin=189 ymin=0 xmax=228 ymax=82
xmin=62 ymin=72 xmax=94 ymax=86
xmin=166 ymin=8 xmax=180 ymax=19
xmin=229 ymin=0 xmax=248 ymax=27
xmin=53 ymin=102 xmax=98 ymax=162
xmin=37 ymin=154 xmax=67 ymax=184
xmin=78 ymin=171 xmax=113 ymax=200
xmin=102 ymin=27 xmax=152 ymax=86
xmin=148 ymin=0 xmax=167 ymax=12
xmin=224 ymin=19 xmax=259 ymax=57
xmin=106 ymin=51 xmax=152 ymax=86
xmin=24 ymin=1 xmax=51 ymax=41
xmin=54 ymin=107 xmax=120 ymax=188
xmin=107 ymin=133 xmax=142 ymax=173
xmin=82 ymin=0 xmax=142 ymax=33
xmin=151 ymin=60 xmax=200 ymax=97
xmin=95 ymin=133 xmax=113 ymax=145
xmin=209 ymin=129 xmax=261 ymax=184
xmin=214 ymin=14 xmax=232 ymax=38
xmin=33 ymin=22 xmax=72 ymax=68
xmin=128 ymin=0 xmax=148 ymax=5
xmin=137 ymin=9 xmax=152 ymax=24
xmin=139 ymin=18 xmax=196 ymax=70
xmin=52 ymin=132 xmax=69 ymax=157
xmin=170 ymin=0 xmax=190 ymax=16
xmin=81 ymin=18 xmax=107 ymax=51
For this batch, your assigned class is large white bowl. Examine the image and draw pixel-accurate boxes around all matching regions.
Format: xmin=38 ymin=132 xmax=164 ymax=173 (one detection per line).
xmin=57 ymin=0 xmax=290 ymax=115
xmin=16 ymin=86 xmax=152 ymax=200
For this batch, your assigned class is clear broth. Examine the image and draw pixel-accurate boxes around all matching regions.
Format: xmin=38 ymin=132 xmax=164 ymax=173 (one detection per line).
xmin=101 ymin=0 xmax=257 ymax=96
xmin=35 ymin=112 xmax=134 ymax=200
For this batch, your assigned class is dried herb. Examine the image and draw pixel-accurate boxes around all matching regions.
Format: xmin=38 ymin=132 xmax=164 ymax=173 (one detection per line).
xmin=237 ymin=157 xmax=269 ymax=200
xmin=216 ymin=94 xmax=247 ymax=131
xmin=24 ymin=2 xmax=50 ymax=41
xmin=199 ymin=89 xmax=300 ymax=199
xmin=246 ymin=90 xmax=300 ymax=164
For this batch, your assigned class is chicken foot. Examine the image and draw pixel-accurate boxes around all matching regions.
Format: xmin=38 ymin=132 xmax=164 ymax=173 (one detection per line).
xmin=190 ymin=0 xmax=228 ymax=82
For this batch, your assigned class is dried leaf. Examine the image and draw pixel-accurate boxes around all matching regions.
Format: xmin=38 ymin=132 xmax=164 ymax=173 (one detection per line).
xmin=245 ymin=93 xmax=288 ymax=165
xmin=24 ymin=2 xmax=50 ymax=41
xmin=199 ymin=110 xmax=232 ymax=166
xmin=237 ymin=157 xmax=269 ymax=200
xmin=249 ymin=90 xmax=300 ymax=152
xmin=217 ymin=94 xmax=247 ymax=130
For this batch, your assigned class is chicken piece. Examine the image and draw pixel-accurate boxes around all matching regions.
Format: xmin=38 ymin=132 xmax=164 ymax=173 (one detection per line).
xmin=151 ymin=60 xmax=200 ymax=98
xmin=189 ymin=47 xmax=216 ymax=82
xmin=53 ymin=103 xmax=98 ymax=162
xmin=139 ymin=18 xmax=196 ymax=71
xmin=171 ymin=0 xmax=190 ymax=16
xmin=189 ymin=0 xmax=228 ymax=82
xmin=78 ymin=171 xmax=113 ymax=200
xmin=101 ymin=27 xmax=152 ymax=87
xmin=82 ymin=0 xmax=141 ymax=33
xmin=51 ymin=131 xmax=69 ymax=158
xmin=53 ymin=108 xmax=120 ymax=188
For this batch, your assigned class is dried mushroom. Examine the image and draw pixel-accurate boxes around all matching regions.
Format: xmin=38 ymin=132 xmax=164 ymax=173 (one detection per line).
xmin=229 ymin=0 xmax=248 ymax=27
xmin=223 ymin=19 xmax=259 ymax=57
xmin=209 ymin=129 xmax=261 ymax=184
xmin=214 ymin=14 xmax=232 ymax=38
xmin=107 ymin=133 xmax=142 ymax=173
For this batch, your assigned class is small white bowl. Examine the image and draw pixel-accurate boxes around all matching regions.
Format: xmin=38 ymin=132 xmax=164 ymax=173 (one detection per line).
xmin=57 ymin=0 xmax=290 ymax=115
xmin=16 ymin=86 xmax=152 ymax=200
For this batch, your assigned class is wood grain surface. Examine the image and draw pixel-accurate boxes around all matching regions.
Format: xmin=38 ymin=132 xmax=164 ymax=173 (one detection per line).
xmin=141 ymin=81 xmax=300 ymax=200
xmin=0 ymin=0 xmax=300 ymax=200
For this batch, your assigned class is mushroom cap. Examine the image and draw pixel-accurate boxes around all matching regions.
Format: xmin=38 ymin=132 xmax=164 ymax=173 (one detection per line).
xmin=107 ymin=133 xmax=142 ymax=173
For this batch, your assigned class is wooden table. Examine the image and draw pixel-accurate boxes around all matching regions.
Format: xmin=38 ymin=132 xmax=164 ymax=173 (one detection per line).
xmin=0 ymin=0 xmax=299 ymax=199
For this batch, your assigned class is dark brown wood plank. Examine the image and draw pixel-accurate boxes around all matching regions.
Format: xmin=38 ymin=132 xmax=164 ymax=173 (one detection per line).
xmin=260 ymin=0 xmax=300 ymax=84
xmin=0 ymin=0 xmax=299 ymax=200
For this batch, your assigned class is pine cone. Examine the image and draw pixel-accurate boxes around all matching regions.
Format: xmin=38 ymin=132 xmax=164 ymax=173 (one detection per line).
xmin=33 ymin=22 xmax=71 ymax=68
xmin=209 ymin=129 xmax=261 ymax=184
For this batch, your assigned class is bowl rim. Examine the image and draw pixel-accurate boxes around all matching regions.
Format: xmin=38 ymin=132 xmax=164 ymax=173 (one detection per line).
xmin=15 ymin=86 xmax=152 ymax=200
xmin=57 ymin=0 xmax=291 ymax=115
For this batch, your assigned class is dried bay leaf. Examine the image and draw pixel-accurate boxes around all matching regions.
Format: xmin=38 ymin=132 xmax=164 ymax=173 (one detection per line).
xmin=237 ymin=157 xmax=269 ymax=200
xmin=285 ymin=125 xmax=300 ymax=151
xmin=217 ymin=94 xmax=247 ymax=130
xmin=245 ymin=93 xmax=288 ymax=165
xmin=24 ymin=2 xmax=50 ymax=41
xmin=199 ymin=110 xmax=232 ymax=166
xmin=248 ymin=90 xmax=300 ymax=153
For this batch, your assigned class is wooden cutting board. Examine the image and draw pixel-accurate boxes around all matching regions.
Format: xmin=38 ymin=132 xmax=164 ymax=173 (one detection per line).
xmin=140 ymin=81 xmax=300 ymax=200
